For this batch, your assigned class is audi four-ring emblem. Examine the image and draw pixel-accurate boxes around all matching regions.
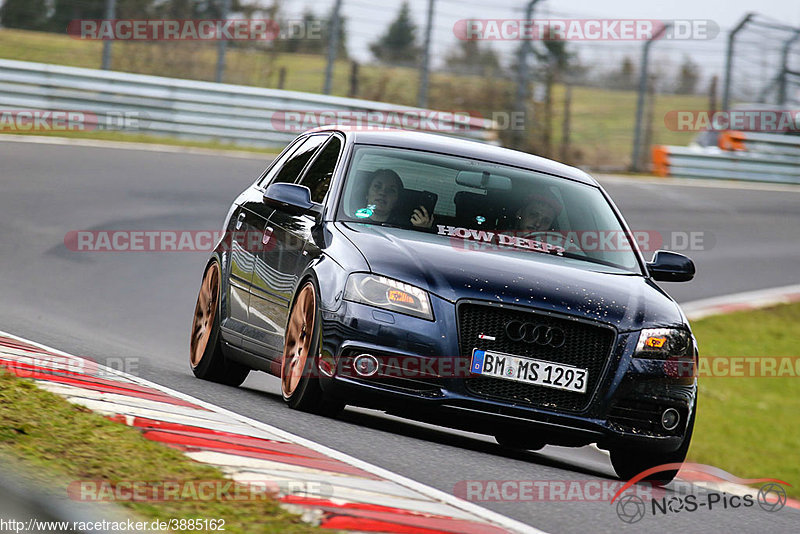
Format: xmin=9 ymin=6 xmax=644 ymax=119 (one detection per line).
xmin=504 ymin=320 xmax=566 ymax=347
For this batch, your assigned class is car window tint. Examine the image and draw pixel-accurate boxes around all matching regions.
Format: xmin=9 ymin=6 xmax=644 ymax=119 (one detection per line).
xmin=270 ymin=134 xmax=328 ymax=186
xmin=338 ymin=146 xmax=642 ymax=274
xmin=298 ymin=136 xmax=342 ymax=203
xmin=256 ymin=137 xmax=305 ymax=187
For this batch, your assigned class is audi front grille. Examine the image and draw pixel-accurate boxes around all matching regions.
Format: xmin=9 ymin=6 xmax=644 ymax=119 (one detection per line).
xmin=458 ymin=302 xmax=617 ymax=412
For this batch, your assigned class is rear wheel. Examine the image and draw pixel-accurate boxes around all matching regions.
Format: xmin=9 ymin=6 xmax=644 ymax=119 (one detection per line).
xmin=281 ymin=280 xmax=344 ymax=416
xmin=190 ymin=261 xmax=250 ymax=386
xmin=610 ymin=399 xmax=696 ymax=485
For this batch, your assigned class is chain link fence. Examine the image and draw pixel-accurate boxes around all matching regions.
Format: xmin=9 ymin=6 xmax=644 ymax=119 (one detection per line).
xmin=1 ymin=0 xmax=798 ymax=170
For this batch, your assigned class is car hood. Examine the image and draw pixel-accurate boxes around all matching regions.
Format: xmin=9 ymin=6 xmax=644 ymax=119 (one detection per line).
xmin=337 ymin=222 xmax=685 ymax=331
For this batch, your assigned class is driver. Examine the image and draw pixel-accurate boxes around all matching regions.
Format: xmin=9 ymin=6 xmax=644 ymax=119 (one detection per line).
xmin=514 ymin=191 xmax=562 ymax=233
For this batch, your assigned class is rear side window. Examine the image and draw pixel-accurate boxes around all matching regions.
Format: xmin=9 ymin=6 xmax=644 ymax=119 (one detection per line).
xmin=267 ymin=134 xmax=328 ymax=187
xmin=298 ymin=136 xmax=342 ymax=203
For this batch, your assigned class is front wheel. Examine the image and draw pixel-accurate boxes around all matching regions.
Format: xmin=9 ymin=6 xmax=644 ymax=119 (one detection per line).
xmin=610 ymin=400 xmax=696 ymax=485
xmin=190 ymin=261 xmax=250 ymax=386
xmin=281 ymin=279 xmax=344 ymax=416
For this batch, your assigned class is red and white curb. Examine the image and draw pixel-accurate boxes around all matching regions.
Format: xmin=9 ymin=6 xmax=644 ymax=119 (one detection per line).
xmin=0 ymin=331 xmax=539 ymax=534
xmin=681 ymin=283 xmax=800 ymax=321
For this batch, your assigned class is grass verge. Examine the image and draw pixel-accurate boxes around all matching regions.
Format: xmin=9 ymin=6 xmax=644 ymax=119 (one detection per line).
xmin=0 ymin=129 xmax=280 ymax=156
xmin=0 ymin=369 xmax=321 ymax=533
xmin=687 ymin=302 xmax=800 ymax=498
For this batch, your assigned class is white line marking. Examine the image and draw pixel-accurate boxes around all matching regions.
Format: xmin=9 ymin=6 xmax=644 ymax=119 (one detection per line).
xmin=596 ymin=173 xmax=800 ymax=193
xmin=681 ymin=283 xmax=800 ymax=320
xmin=0 ymin=330 xmax=543 ymax=534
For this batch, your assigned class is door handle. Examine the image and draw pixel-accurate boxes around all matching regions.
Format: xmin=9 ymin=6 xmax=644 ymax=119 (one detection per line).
xmin=235 ymin=212 xmax=246 ymax=230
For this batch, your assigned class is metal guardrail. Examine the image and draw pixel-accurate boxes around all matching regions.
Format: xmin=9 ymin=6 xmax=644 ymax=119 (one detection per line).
xmin=0 ymin=59 xmax=498 ymax=148
xmin=718 ymin=130 xmax=800 ymax=156
xmin=652 ymin=131 xmax=800 ymax=184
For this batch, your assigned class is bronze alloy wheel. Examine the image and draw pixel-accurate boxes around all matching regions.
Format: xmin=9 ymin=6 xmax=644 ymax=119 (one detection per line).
xmin=281 ymin=282 xmax=316 ymax=398
xmin=190 ymin=262 xmax=220 ymax=368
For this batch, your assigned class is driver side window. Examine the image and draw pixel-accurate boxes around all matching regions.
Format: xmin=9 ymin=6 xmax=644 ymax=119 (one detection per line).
xmin=298 ymin=136 xmax=342 ymax=204
xmin=259 ymin=134 xmax=329 ymax=188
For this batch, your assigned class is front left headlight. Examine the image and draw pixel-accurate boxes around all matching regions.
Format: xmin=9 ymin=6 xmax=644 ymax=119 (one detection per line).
xmin=634 ymin=328 xmax=693 ymax=359
xmin=344 ymin=273 xmax=433 ymax=320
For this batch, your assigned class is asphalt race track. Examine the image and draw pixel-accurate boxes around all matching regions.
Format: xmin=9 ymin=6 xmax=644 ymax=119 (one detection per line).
xmin=2 ymin=139 xmax=799 ymax=533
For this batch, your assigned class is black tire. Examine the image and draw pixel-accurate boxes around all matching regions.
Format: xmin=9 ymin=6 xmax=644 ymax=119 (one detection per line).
xmin=190 ymin=261 xmax=250 ymax=387
xmin=495 ymin=432 xmax=546 ymax=451
xmin=281 ymin=278 xmax=345 ymax=417
xmin=610 ymin=399 xmax=696 ymax=485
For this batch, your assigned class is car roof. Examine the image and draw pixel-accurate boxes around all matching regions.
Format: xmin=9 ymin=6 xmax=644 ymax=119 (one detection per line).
xmin=310 ymin=127 xmax=599 ymax=186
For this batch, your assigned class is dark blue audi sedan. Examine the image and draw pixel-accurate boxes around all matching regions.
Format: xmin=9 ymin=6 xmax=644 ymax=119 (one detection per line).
xmin=190 ymin=127 xmax=697 ymax=482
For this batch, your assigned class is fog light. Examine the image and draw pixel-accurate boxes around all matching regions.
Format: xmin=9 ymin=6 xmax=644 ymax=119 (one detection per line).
xmin=661 ymin=408 xmax=680 ymax=430
xmin=353 ymin=354 xmax=379 ymax=377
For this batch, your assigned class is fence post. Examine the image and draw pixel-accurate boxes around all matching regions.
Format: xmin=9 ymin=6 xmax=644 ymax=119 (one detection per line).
xmin=277 ymin=67 xmax=286 ymax=90
xmin=708 ymin=75 xmax=718 ymax=113
xmin=640 ymin=74 xmax=656 ymax=171
xmin=215 ymin=0 xmax=231 ymax=83
xmin=778 ymin=30 xmax=800 ymax=105
xmin=348 ymin=61 xmax=360 ymax=98
xmin=721 ymin=13 xmax=753 ymax=112
xmin=417 ymin=0 xmax=436 ymax=108
xmin=101 ymin=0 xmax=116 ymax=70
xmin=559 ymin=83 xmax=572 ymax=162
xmin=511 ymin=0 xmax=543 ymax=150
xmin=631 ymin=22 xmax=670 ymax=172
xmin=323 ymin=0 xmax=343 ymax=95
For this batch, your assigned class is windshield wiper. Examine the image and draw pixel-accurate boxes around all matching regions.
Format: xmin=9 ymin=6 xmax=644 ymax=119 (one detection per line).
xmin=558 ymin=251 xmax=639 ymax=273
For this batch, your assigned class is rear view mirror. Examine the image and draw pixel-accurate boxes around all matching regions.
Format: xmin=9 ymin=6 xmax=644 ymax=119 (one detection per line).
xmin=647 ymin=250 xmax=695 ymax=282
xmin=455 ymin=170 xmax=512 ymax=191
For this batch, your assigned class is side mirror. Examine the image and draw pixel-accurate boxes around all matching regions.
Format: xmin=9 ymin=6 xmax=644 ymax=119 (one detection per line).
xmin=263 ymin=183 xmax=322 ymax=220
xmin=647 ymin=250 xmax=695 ymax=282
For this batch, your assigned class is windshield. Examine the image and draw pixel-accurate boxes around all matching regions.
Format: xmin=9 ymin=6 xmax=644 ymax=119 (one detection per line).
xmin=337 ymin=145 xmax=642 ymax=274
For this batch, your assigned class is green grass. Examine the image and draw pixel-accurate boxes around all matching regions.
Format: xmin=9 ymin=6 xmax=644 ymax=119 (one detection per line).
xmin=0 ymin=370 xmax=321 ymax=533
xmin=1 ymin=28 xmax=704 ymax=166
xmin=687 ymin=302 xmax=800 ymax=497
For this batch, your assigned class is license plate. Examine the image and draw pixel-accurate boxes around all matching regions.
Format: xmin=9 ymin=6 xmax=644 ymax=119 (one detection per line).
xmin=470 ymin=349 xmax=588 ymax=393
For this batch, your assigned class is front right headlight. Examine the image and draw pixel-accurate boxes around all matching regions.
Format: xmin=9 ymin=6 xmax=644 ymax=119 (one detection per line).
xmin=634 ymin=328 xmax=693 ymax=359
xmin=344 ymin=273 xmax=433 ymax=321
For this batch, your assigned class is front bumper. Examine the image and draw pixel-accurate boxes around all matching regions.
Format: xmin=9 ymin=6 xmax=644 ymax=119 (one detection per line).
xmin=318 ymin=296 xmax=696 ymax=452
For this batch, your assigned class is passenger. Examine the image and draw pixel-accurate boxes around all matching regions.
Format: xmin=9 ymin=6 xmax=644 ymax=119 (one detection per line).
xmin=357 ymin=169 xmax=433 ymax=228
